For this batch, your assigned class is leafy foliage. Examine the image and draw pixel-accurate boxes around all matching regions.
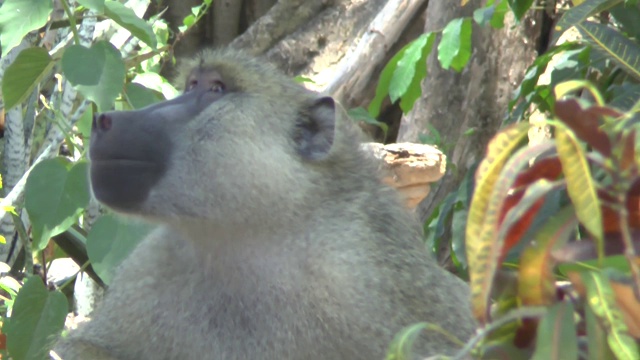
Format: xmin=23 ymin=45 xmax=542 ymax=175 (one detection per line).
xmin=0 ymin=0 xmax=209 ymax=357
xmin=25 ymin=158 xmax=90 ymax=250
xmin=0 ymin=0 xmax=52 ymax=56
xmin=62 ymin=41 xmax=126 ymax=111
xmin=86 ymin=215 xmax=152 ymax=285
xmin=457 ymin=0 xmax=640 ymax=357
xmin=4 ymin=276 xmax=67 ymax=360
xmin=376 ymin=0 xmax=640 ymax=358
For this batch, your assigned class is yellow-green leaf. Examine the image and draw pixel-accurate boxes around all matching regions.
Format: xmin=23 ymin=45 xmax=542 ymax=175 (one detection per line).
xmin=466 ymin=122 xmax=529 ymax=323
xmin=555 ymin=126 xmax=604 ymax=257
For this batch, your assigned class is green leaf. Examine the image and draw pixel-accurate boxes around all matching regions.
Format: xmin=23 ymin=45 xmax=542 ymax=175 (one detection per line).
xmin=182 ymin=14 xmax=196 ymax=27
xmin=399 ymin=33 xmax=435 ymax=113
xmin=389 ymin=33 xmax=432 ymax=102
xmin=451 ymin=207 xmax=468 ymax=268
xmin=5 ymin=276 xmax=68 ymax=360
xmin=132 ymin=72 xmax=179 ymax=100
xmin=1 ymin=47 xmax=53 ymax=109
xmin=25 ymin=158 xmax=91 ymax=250
xmin=190 ymin=5 xmax=202 ymax=16
xmin=552 ymin=0 xmax=623 ymax=44
xmin=508 ymin=42 xmax=579 ymax=111
xmin=87 ymin=214 xmax=153 ymax=284
xmin=577 ymin=21 xmax=640 ymax=81
xmin=491 ymin=0 xmax=509 ymax=28
xmin=473 ymin=2 xmax=496 ymax=26
xmin=609 ymin=84 xmax=640 ymax=111
xmin=532 ymin=301 xmax=578 ymax=360
xmin=347 ymin=107 xmax=388 ymax=137
xmin=507 ymin=0 xmax=534 ymax=21
xmin=0 ymin=0 xmax=52 ymax=56
xmin=474 ymin=0 xmax=508 ymax=28
xmin=76 ymin=106 xmax=93 ymax=140
xmin=585 ymin=299 xmax=616 ymax=360
xmin=581 ymin=271 xmax=639 ymax=360
xmin=104 ymin=1 xmax=157 ymax=48
xmin=76 ymin=0 xmax=105 ymax=11
xmin=610 ymin=3 xmax=640 ymax=41
xmin=368 ymin=46 xmax=408 ymax=118
xmin=386 ymin=322 xmax=431 ymax=360
xmin=62 ymin=41 xmax=125 ymax=111
xmin=124 ymin=82 xmax=162 ymax=109
xmin=437 ymin=18 xmax=472 ymax=72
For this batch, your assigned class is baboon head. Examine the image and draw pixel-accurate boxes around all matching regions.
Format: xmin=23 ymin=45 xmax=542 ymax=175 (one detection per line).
xmin=89 ymin=49 xmax=356 ymax=226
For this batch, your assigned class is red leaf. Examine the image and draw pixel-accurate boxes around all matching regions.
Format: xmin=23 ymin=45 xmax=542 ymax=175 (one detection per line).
xmin=513 ymin=157 xmax=563 ymax=188
xmin=554 ymin=100 xmax=619 ymax=156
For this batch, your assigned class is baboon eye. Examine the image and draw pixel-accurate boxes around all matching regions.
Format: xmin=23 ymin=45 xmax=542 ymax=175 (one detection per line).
xmin=187 ymin=79 xmax=198 ymax=91
xmin=211 ymin=81 xmax=225 ymax=93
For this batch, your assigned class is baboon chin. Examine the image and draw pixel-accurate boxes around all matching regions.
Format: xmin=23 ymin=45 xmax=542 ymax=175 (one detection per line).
xmin=56 ymin=48 xmax=476 ymax=360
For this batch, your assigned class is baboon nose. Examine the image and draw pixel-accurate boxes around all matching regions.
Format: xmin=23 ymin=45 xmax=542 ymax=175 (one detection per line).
xmin=93 ymin=113 xmax=113 ymax=132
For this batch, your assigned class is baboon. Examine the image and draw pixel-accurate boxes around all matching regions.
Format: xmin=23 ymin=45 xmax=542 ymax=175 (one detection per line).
xmin=55 ymin=48 xmax=475 ymax=360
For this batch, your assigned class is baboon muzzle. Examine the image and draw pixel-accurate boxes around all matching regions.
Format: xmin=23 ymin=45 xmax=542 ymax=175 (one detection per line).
xmin=89 ymin=90 xmax=208 ymax=211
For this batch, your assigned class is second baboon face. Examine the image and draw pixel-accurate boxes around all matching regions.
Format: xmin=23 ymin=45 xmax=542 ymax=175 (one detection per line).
xmin=89 ymin=51 xmax=339 ymax=224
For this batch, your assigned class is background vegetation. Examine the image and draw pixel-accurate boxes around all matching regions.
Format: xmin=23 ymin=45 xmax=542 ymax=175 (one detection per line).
xmin=0 ymin=0 xmax=638 ymax=359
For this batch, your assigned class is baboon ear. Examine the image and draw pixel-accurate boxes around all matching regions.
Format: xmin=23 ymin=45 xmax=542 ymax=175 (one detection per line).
xmin=295 ymin=96 xmax=337 ymax=161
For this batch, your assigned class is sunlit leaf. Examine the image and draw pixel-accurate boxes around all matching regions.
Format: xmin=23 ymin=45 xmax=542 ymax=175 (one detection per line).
xmin=509 ymin=42 xmax=579 ymax=111
xmin=390 ymin=33 xmax=431 ymax=102
xmin=1 ymin=47 xmax=53 ymax=109
xmin=555 ymin=125 xmax=604 ymax=255
xmin=368 ymin=46 xmax=408 ymax=118
xmin=0 ymin=0 xmax=52 ymax=56
xmin=438 ymin=18 xmax=472 ymax=71
xmin=105 ymin=1 xmax=157 ymax=48
xmin=391 ymin=33 xmax=435 ymax=113
xmin=466 ymin=122 xmax=529 ymax=323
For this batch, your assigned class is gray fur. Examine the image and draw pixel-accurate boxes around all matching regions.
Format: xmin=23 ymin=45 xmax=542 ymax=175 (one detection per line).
xmin=55 ymin=48 xmax=475 ymax=360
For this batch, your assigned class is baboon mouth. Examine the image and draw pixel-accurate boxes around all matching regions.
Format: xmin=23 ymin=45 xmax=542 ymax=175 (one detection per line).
xmin=91 ymin=159 xmax=160 ymax=168
xmin=90 ymin=159 xmax=167 ymax=211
